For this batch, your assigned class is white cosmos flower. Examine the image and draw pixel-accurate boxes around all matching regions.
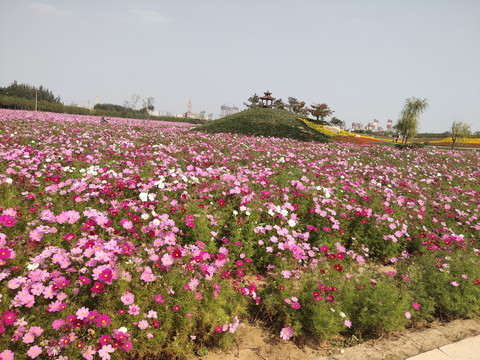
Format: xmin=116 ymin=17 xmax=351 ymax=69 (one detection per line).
xmin=139 ymin=192 xmax=148 ymax=202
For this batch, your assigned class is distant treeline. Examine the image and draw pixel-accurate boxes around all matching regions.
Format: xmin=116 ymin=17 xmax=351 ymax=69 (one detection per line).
xmin=0 ymin=81 xmax=62 ymax=104
xmin=0 ymin=82 xmax=207 ymax=124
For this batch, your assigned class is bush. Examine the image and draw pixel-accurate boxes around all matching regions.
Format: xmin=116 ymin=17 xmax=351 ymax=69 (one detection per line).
xmin=339 ymin=275 xmax=410 ymax=338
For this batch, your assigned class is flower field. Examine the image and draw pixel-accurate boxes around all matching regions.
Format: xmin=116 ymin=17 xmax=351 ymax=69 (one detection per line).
xmin=1 ymin=109 xmax=480 ymax=359
xmin=299 ymin=118 xmax=386 ymax=144
xmin=430 ymin=137 xmax=480 ymax=148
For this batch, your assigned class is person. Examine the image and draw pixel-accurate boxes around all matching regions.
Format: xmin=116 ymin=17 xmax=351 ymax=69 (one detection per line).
xmin=101 ymin=117 xmax=108 ymax=124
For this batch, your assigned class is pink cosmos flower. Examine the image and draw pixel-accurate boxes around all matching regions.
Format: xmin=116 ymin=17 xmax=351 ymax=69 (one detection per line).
xmin=344 ymin=319 xmax=352 ymax=328
xmin=29 ymin=326 xmax=43 ymax=337
xmin=0 ymin=350 xmax=14 ymax=360
xmin=405 ymin=312 xmax=411 ymax=319
xmin=22 ymin=331 xmax=35 ymax=344
xmin=280 ymin=327 xmax=294 ymax=340
xmin=27 ymin=345 xmax=42 ymax=358
xmin=128 ymin=304 xmax=140 ymax=315
xmin=76 ymin=307 xmax=90 ymax=320
xmin=82 ymin=345 xmax=95 ymax=360
xmin=98 ymin=344 xmax=114 ymax=360
xmin=451 ymin=281 xmax=459 ymax=287
xmin=138 ymin=320 xmax=149 ymax=329
xmin=412 ymin=302 xmax=420 ymax=311
xmin=121 ymin=292 xmax=134 ymax=305
xmin=52 ymin=319 xmax=65 ymax=330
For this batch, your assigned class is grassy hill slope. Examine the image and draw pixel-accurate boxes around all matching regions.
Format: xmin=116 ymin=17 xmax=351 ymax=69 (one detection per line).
xmin=193 ymin=108 xmax=330 ymax=143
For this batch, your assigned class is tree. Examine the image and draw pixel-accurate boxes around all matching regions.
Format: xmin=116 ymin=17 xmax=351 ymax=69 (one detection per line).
xmin=451 ymin=121 xmax=471 ymax=149
xmin=123 ymin=94 xmax=141 ymax=112
xmin=395 ymin=97 xmax=428 ymax=144
xmin=273 ymin=98 xmax=286 ymax=110
xmin=330 ymin=116 xmax=343 ymax=127
xmin=243 ymin=94 xmax=261 ymax=109
xmin=309 ymin=103 xmax=334 ymax=121
xmin=287 ymin=97 xmax=308 ymax=115
xmin=141 ymin=97 xmax=155 ymax=118
xmin=0 ymin=81 xmax=61 ymax=103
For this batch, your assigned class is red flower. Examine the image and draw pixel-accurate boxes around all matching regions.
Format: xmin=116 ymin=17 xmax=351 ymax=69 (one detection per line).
xmin=91 ymin=282 xmax=104 ymax=293
xmin=172 ymin=249 xmax=182 ymax=259
xmin=333 ymin=264 xmax=343 ymax=272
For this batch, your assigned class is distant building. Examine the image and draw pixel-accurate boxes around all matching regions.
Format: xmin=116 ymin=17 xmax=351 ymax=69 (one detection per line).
xmin=386 ymin=119 xmax=393 ymax=132
xmin=351 ymin=122 xmax=363 ymax=130
xmin=220 ymin=104 xmax=240 ymax=118
xmin=177 ymin=99 xmax=210 ymax=120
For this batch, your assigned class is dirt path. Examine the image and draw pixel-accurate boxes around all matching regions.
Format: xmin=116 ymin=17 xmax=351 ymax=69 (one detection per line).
xmin=201 ymin=318 xmax=480 ymax=360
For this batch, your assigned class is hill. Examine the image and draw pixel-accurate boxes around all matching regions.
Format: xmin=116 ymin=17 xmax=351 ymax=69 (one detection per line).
xmin=193 ymin=108 xmax=330 ymax=143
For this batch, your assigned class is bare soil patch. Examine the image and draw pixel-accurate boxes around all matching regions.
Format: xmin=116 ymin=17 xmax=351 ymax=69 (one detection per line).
xmin=201 ymin=318 xmax=480 ymax=360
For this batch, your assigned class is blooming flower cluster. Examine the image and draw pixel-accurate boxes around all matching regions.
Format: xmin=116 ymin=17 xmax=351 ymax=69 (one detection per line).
xmin=0 ymin=109 xmax=479 ymax=358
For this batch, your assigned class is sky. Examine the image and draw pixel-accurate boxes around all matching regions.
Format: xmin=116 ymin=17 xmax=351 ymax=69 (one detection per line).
xmin=1 ymin=0 xmax=479 ymax=132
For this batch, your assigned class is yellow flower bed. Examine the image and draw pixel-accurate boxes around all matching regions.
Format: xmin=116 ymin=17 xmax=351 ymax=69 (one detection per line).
xmin=299 ymin=118 xmax=379 ymax=140
xmin=430 ymin=137 xmax=480 ymax=145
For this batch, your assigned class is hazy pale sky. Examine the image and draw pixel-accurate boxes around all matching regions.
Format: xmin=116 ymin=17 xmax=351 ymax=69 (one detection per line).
xmin=1 ymin=0 xmax=479 ymax=132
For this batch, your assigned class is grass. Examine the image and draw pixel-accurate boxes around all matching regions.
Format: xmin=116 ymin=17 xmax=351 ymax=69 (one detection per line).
xmin=193 ymin=108 xmax=330 ymax=143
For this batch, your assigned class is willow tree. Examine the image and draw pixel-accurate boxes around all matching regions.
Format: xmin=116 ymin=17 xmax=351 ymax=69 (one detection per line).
xmin=395 ymin=97 xmax=429 ymax=144
xmin=451 ymin=121 xmax=471 ymax=149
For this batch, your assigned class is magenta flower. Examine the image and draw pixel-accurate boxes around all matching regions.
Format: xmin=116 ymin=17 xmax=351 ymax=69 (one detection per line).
xmin=96 ymin=314 xmax=111 ymax=328
xmin=412 ymin=302 xmax=420 ymax=311
xmin=99 ymin=334 xmax=111 ymax=345
xmin=0 ymin=215 xmax=16 ymax=227
xmin=2 ymin=309 xmax=17 ymax=326
xmin=0 ymin=247 xmax=12 ymax=259
xmin=91 ymin=282 xmax=104 ymax=293
xmin=123 ymin=340 xmax=132 ymax=352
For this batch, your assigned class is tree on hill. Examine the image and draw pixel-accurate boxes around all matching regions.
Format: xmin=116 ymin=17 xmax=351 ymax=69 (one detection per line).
xmin=287 ymin=97 xmax=308 ymax=115
xmin=309 ymin=103 xmax=334 ymax=121
xmin=450 ymin=121 xmax=471 ymax=149
xmin=0 ymin=81 xmax=61 ymax=103
xmin=330 ymin=116 xmax=343 ymax=127
xmin=394 ymin=97 xmax=428 ymax=144
xmin=273 ymin=98 xmax=286 ymax=110
xmin=243 ymin=94 xmax=261 ymax=109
